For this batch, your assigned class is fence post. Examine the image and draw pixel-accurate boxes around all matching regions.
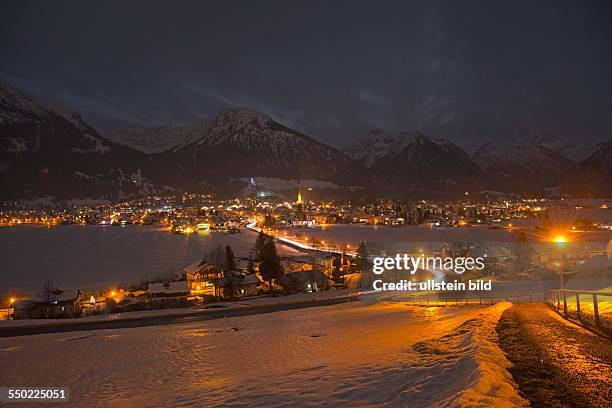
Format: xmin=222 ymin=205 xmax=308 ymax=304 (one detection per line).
xmin=575 ymin=293 xmax=580 ymax=319
xmin=557 ymin=292 xmax=560 ymax=309
xmin=593 ymin=294 xmax=600 ymax=326
xmin=562 ymin=291 xmax=567 ymax=315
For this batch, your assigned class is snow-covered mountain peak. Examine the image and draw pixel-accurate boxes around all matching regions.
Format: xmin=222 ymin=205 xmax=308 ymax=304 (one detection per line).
xmin=102 ymin=107 xmax=283 ymax=154
xmin=214 ymin=107 xmax=271 ymax=129
xmin=0 ymin=79 xmax=55 ymax=123
xmin=397 ymin=130 xmax=426 ymax=139
xmin=364 ymin=128 xmax=387 ymax=139
xmin=52 ymin=107 xmax=90 ymax=132
xmin=345 ymin=130 xmax=458 ymax=167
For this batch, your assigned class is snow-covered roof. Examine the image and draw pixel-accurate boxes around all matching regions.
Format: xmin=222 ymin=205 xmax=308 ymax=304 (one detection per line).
xmin=576 ymin=255 xmax=610 ymax=271
xmin=184 ymin=260 xmax=206 ymax=275
xmin=241 ymin=274 xmax=262 ymax=285
xmin=482 ymin=246 xmax=514 ymax=258
xmin=12 ymin=300 xmax=35 ymax=309
xmin=148 ymin=281 xmax=189 ymax=294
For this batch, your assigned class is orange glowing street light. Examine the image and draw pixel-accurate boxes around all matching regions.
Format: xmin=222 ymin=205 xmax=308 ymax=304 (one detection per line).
xmin=9 ymin=297 xmax=16 ymax=305
xmin=553 ymin=235 xmax=567 ymax=244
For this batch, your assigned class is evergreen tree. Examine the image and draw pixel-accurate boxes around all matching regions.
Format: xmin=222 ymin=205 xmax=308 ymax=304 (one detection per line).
xmin=254 ymin=230 xmax=267 ymax=261
xmin=224 ymin=245 xmax=237 ymax=299
xmin=225 ymin=244 xmax=236 ymax=272
xmin=356 ymin=241 xmax=369 ymax=272
xmin=247 ymin=255 xmax=256 ymax=274
xmin=331 ymin=255 xmax=344 ymax=288
xmin=259 ymin=236 xmax=283 ymax=294
xmin=356 ymin=241 xmax=372 ymax=288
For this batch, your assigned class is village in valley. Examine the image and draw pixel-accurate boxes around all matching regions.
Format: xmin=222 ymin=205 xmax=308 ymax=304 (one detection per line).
xmin=2 ymin=184 xmax=610 ymax=323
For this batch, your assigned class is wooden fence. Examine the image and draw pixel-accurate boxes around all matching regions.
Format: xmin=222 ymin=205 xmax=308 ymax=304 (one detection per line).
xmin=400 ymin=292 xmax=546 ymax=306
xmin=546 ymin=289 xmax=612 ymax=327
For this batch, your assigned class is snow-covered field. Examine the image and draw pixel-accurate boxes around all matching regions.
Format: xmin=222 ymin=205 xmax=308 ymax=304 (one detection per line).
xmin=0 ymin=299 xmax=526 ymax=407
xmin=0 ymin=226 xmax=305 ymax=296
xmin=288 ymin=224 xmax=522 ymax=246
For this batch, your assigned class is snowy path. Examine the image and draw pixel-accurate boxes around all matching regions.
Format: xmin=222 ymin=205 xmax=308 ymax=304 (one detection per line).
xmin=1 ymin=300 xmax=525 ymax=407
xmin=497 ymin=304 xmax=612 ymax=407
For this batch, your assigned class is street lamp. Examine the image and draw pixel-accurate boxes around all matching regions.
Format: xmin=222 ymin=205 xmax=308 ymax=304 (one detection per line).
xmin=552 ymin=239 xmax=568 ymax=294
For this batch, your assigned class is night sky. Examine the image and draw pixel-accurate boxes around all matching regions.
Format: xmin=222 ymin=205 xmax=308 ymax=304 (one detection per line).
xmin=1 ymin=0 xmax=611 ymax=148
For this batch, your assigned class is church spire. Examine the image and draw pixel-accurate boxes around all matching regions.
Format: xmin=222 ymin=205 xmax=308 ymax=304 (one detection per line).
xmin=296 ymin=186 xmax=303 ymax=205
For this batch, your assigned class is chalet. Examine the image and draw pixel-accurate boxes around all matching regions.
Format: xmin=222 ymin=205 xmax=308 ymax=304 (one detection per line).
xmin=530 ymin=242 xmax=607 ymax=269
xmin=13 ymin=289 xmax=83 ymax=319
xmin=11 ymin=300 xmax=35 ymax=320
xmin=279 ymin=269 xmax=328 ymax=292
xmin=148 ymin=281 xmax=189 ymax=304
xmin=217 ymin=272 xmax=262 ymax=298
xmin=480 ymin=245 xmax=516 ymax=275
xmin=184 ymin=258 xmax=261 ymax=299
xmin=183 ymin=260 xmax=224 ymax=295
xmin=441 ymin=242 xmax=473 ymax=258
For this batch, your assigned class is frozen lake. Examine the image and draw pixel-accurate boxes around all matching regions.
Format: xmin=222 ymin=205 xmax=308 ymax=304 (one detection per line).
xmin=289 ymin=224 xmax=522 ymax=246
xmin=2 ymin=223 xmax=609 ymax=297
xmin=0 ymin=225 xmax=305 ymax=296
xmin=287 ymin=223 xmax=611 ymax=250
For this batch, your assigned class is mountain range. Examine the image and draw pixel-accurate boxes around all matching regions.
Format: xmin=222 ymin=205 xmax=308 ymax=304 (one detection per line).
xmin=1 ymin=80 xmax=610 ymax=200
xmin=0 ymin=80 xmax=154 ymax=200
xmin=343 ymin=130 xmax=482 ymax=191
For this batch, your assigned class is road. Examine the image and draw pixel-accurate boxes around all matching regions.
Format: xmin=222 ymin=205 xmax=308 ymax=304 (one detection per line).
xmin=498 ymin=303 xmax=612 ymax=407
xmin=0 ymin=295 xmax=357 ymax=338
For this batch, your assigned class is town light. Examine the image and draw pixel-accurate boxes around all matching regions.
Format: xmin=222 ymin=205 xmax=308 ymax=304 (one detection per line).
xmin=110 ymin=290 xmax=116 ymax=297
xmin=554 ymin=235 xmax=567 ymax=244
xmin=9 ymin=297 xmax=15 ymax=305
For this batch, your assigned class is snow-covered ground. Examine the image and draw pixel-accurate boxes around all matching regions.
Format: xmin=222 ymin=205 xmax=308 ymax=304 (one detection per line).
xmin=236 ymin=177 xmax=339 ymax=191
xmin=1 ymin=299 xmax=525 ymax=407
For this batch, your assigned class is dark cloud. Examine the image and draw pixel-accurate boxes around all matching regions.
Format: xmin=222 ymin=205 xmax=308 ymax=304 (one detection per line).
xmin=1 ymin=0 xmax=611 ymax=148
